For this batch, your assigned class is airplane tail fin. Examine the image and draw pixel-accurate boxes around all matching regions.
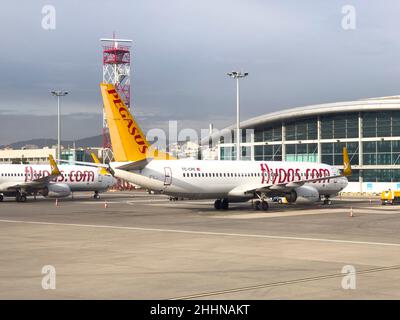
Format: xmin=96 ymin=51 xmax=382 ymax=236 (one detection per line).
xmin=90 ymin=152 xmax=109 ymax=175
xmin=343 ymin=147 xmax=352 ymax=176
xmin=49 ymin=154 xmax=61 ymax=176
xmin=100 ymin=83 xmax=175 ymax=162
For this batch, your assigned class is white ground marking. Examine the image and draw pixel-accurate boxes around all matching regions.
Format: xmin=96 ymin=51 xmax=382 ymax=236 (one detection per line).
xmin=74 ymin=199 xmax=170 ymax=205
xmin=0 ymin=219 xmax=400 ymax=247
xmin=213 ymin=207 xmax=400 ymax=219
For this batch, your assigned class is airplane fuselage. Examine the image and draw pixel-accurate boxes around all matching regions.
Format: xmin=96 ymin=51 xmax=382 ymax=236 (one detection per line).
xmin=0 ymin=164 xmax=116 ymax=195
xmin=111 ymin=160 xmax=348 ymax=201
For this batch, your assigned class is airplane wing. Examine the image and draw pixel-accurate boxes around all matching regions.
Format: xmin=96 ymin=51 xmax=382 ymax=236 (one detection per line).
xmin=229 ymin=173 xmax=343 ymax=197
xmin=1 ymin=155 xmax=61 ymax=192
xmin=230 ymin=146 xmax=352 ymax=196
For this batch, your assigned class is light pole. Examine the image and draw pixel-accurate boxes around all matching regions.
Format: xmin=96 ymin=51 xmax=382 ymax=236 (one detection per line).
xmin=51 ymin=90 xmax=69 ymax=162
xmin=227 ymin=71 xmax=248 ymax=160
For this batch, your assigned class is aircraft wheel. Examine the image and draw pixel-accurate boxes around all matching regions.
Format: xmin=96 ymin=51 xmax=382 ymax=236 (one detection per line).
xmin=323 ymin=199 xmax=332 ymax=205
xmin=17 ymin=194 xmax=27 ymax=203
xmin=254 ymin=200 xmax=261 ymax=211
xmin=261 ymin=201 xmax=269 ymax=211
xmin=214 ymin=199 xmax=222 ymax=210
xmin=94 ymin=192 xmax=100 ymax=200
xmin=221 ymin=199 xmax=229 ymax=210
xmin=0 ymin=194 xmax=3 ymax=202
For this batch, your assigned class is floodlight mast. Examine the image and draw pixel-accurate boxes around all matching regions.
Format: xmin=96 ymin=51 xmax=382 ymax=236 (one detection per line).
xmin=227 ymin=71 xmax=248 ymax=160
xmin=51 ymin=90 xmax=69 ymax=163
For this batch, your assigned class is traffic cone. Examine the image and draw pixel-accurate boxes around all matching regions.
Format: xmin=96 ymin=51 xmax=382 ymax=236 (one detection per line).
xmin=104 ymin=200 xmax=108 ymax=209
xmin=349 ymin=207 xmax=353 ymax=217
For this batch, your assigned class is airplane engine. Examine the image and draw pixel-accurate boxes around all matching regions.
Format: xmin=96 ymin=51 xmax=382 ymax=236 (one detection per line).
xmin=285 ymin=186 xmax=319 ymax=204
xmin=41 ymin=183 xmax=71 ymax=198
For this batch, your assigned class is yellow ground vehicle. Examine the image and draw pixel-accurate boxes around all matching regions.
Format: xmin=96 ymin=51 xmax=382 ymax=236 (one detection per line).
xmin=381 ymin=190 xmax=400 ymax=205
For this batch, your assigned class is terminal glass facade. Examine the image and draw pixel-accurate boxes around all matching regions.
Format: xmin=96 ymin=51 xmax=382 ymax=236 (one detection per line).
xmin=219 ymin=109 xmax=400 ymax=185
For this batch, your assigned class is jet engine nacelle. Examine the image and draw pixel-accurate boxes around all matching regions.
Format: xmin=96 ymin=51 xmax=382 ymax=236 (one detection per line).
xmin=41 ymin=183 xmax=71 ymax=198
xmin=285 ymin=186 xmax=319 ymax=204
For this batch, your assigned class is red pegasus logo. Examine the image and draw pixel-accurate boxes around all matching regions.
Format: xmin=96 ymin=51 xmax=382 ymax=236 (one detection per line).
xmin=107 ymin=88 xmax=148 ymax=154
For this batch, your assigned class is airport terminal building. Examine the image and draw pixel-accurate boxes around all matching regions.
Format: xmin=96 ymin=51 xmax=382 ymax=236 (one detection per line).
xmin=217 ymin=96 xmax=400 ymax=193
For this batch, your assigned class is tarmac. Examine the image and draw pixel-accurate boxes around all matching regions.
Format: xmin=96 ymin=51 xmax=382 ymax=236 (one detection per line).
xmin=1 ymin=191 xmax=400 ymax=299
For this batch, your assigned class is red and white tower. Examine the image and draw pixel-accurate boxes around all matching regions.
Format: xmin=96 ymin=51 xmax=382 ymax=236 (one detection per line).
xmin=100 ymin=33 xmax=132 ymax=162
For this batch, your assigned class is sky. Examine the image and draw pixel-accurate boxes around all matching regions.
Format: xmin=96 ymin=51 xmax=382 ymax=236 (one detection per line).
xmin=1 ymin=0 xmax=400 ymax=144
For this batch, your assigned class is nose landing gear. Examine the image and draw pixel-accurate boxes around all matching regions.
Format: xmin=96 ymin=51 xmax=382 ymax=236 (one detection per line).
xmin=93 ymin=191 xmax=100 ymax=199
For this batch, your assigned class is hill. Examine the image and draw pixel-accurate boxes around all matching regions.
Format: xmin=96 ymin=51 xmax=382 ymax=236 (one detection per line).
xmin=0 ymin=135 xmax=103 ymax=149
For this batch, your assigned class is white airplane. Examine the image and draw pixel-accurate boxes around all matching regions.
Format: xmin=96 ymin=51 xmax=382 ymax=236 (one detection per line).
xmin=0 ymin=154 xmax=116 ymax=202
xmin=73 ymin=83 xmax=352 ymax=211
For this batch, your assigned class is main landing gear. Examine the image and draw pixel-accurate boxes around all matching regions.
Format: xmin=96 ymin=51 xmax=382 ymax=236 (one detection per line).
xmin=254 ymin=200 xmax=269 ymax=211
xmin=323 ymin=196 xmax=332 ymax=205
xmin=93 ymin=191 xmax=100 ymax=200
xmin=16 ymin=191 xmax=27 ymax=203
xmin=253 ymin=192 xmax=269 ymax=211
xmin=0 ymin=194 xmax=3 ymax=202
xmin=214 ymin=199 xmax=229 ymax=210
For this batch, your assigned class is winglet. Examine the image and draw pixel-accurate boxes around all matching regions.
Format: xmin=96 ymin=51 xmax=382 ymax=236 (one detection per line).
xmin=343 ymin=147 xmax=352 ymax=176
xmin=90 ymin=152 xmax=109 ymax=175
xmin=49 ymin=154 xmax=61 ymax=176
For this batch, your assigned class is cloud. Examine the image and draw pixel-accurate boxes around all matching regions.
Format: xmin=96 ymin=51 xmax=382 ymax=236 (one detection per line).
xmin=1 ymin=1 xmax=400 ymax=144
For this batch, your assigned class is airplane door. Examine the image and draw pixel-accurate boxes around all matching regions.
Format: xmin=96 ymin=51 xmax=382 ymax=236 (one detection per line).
xmin=164 ymin=167 xmax=172 ymax=186
xmin=98 ymin=173 xmax=103 ymax=183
